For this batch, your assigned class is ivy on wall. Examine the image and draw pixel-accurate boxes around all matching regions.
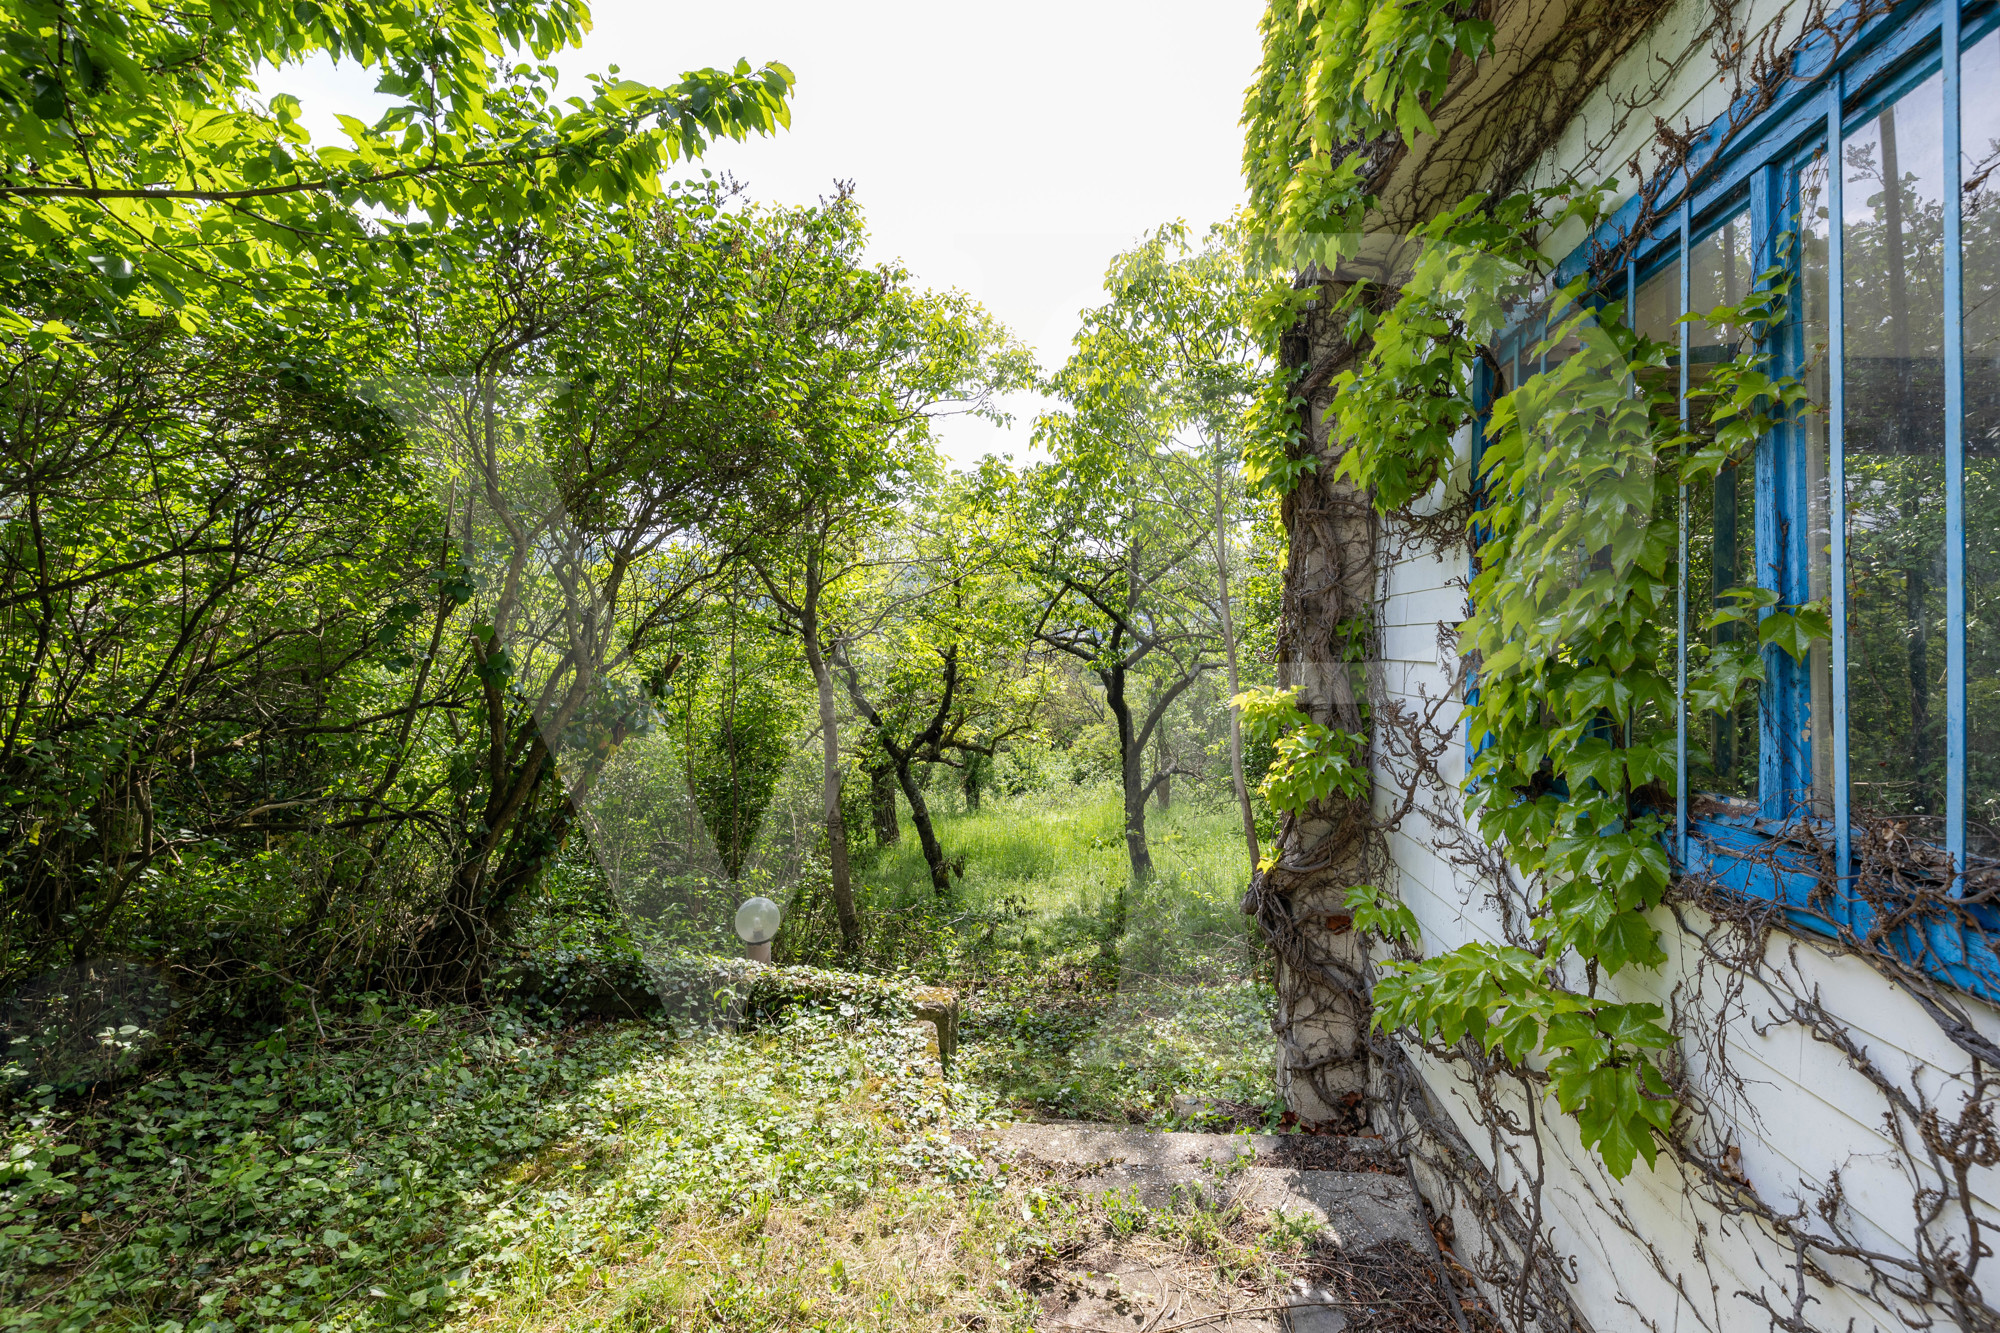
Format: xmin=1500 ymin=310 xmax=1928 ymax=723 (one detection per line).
xmin=1238 ymin=1 xmax=1827 ymax=1181
xmin=1255 ymin=200 xmax=1823 ymax=1177
xmin=1241 ymin=0 xmax=1494 ymax=270
xmin=1241 ymin=2 xmax=2000 ymax=1325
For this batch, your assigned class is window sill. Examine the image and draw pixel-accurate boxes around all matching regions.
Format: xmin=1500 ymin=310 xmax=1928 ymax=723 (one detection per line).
xmin=1683 ymin=812 xmax=2000 ymax=1005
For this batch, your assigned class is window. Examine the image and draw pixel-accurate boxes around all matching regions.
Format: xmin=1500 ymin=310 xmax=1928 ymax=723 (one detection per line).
xmin=1687 ymin=209 xmax=1761 ymax=804
xmin=1493 ymin=1 xmax=2000 ymax=996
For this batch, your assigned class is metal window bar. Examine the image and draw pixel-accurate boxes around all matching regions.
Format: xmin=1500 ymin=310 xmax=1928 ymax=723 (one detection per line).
xmin=1828 ymin=75 xmax=1852 ymax=885
xmin=1679 ymin=199 xmax=1693 ymax=864
xmin=1944 ymin=0 xmax=1967 ymax=884
xmin=1752 ymin=164 xmax=1788 ymax=817
xmin=1519 ymin=3 xmax=2000 ymax=994
xmin=1464 ymin=351 xmax=1494 ymax=764
xmin=1780 ymin=161 xmax=1820 ymax=818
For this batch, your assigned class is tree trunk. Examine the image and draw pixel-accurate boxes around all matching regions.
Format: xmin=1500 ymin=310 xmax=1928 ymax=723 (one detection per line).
xmin=420 ymin=674 xmax=557 ymax=995
xmin=1216 ymin=456 xmax=1260 ymax=870
xmin=833 ymin=641 xmax=963 ymax=892
xmin=893 ymin=757 xmax=952 ymax=894
xmin=1152 ymin=723 xmax=1172 ymax=810
xmin=1107 ymin=664 xmax=1154 ymax=888
xmin=1251 ymin=284 xmax=1376 ymax=1124
xmin=869 ymin=761 xmax=901 ymax=844
xmin=799 ymin=548 xmax=861 ymax=956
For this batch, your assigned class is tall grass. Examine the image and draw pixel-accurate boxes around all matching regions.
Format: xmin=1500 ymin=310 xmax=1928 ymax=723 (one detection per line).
xmin=801 ymin=783 xmax=1280 ymax=1126
xmin=851 ymin=785 xmax=1258 ymax=980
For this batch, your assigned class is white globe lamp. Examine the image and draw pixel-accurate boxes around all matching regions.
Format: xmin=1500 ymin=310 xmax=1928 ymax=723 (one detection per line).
xmin=734 ymin=896 xmax=781 ymax=963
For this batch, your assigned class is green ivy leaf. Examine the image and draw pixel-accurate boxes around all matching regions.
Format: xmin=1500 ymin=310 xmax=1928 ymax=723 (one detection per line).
xmin=1757 ymin=601 xmax=1829 ymax=662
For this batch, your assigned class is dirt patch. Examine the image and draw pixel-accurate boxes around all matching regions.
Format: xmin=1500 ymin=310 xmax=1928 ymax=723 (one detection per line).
xmin=1250 ymin=1136 xmax=1403 ymax=1175
xmin=1018 ymin=1234 xmax=1492 ymax=1333
xmin=1288 ymin=1239 xmax=1497 ymax=1333
xmin=1020 ymin=1240 xmax=1283 ymax=1333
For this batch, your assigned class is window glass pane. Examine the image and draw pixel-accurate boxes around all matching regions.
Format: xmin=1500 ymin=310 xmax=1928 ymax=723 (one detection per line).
xmin=1844 ymin=67 xmax=1948 ymax=833
xmin=1801 ymin=149 xmax=1836 ymax=818
xmin=1964 ymin=28 xmax=2000 ymax=854
xmin=1513 ymin=304 xmax=1595 ymax=610
xmin=1540 ymin=296 xmax=1581 ymax=375
xmin=1633 ymin=257 xmax=1681 ymax=343
xmin=1631 ymin=261 xmax=1683 ymax=764
xmin=1687 ymin=210 xmax=1759 ymax=803
xmin=1631 ymin=256 xmax=1682 ymax=416
xmin=1689 ymin=214 xmax=1756 ymax=347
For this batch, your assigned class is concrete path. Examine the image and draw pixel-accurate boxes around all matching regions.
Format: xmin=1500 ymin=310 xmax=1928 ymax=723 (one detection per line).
xmin=977 ymin=1122 xmax=1469 ymax=1333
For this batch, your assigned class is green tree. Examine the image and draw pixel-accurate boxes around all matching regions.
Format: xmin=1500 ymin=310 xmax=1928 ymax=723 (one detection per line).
xmin=0 ymin=0 xmax=791 ymax=338
xmin=1082 ymin=222 xmax=1270 ymax=866
xmin=751 ymin=208 xmax=1032 ymax=951
xmin=834 ymin=474 xmax=1042 ymax=894
xmin=1027 ymin=224 xmax=1266 ymax=891
xmin=388 ymin=189 xmax=885 ymax=989
xmin=0 ymin=0 xmax=795 ymax=996
xmin=682 ymin=590 xmax=794 ymax=883
xmin=0 ymin=320 xmax=427 ymax=983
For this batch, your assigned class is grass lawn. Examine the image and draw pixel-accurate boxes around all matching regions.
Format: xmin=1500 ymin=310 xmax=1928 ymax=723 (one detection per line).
xmin=865 ymin=787 xmax=1257 ymax=938
xmin=854 ymin=787 xmax=1282 ymax=1129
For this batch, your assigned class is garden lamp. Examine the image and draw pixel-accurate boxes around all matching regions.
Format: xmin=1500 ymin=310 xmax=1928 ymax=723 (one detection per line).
xmin=734 ymin=896 xmax=781 ymax=964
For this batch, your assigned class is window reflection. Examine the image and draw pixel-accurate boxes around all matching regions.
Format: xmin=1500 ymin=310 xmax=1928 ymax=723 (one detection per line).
xmin=1801 ymin=151 xmax=1835 ymax=818
xmin=1687 ymin=210 xmax=1760 ymax=802
xmin=1495 ymin=32 xmax=2000 ymax=859
xmin=1844 ymin=68 xmax=1948 ymax=833
xmin=1623 ymin=263 xmax=1685 ymax=757
xmin=1632 ymin=261 xmax=1681 ymax=343
xmin=1963 ymin=28 xmax=2000 ymax=854
xmin=1632 ymin=261 xmax=1685 ymax=762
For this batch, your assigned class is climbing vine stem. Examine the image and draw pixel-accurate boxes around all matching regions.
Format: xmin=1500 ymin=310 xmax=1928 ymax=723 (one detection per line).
xmin=1248 ymin=183 xmax=1825 ymax=1177
xmin=1241 ymin=0 xmax=1995 ymax=1323
xmin=1241 ymin=0 xmax=1495 ymax=273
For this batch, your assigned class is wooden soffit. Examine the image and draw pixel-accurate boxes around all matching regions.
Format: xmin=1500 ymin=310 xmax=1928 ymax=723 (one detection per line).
xmin=1363 ymin=0 xmax=1676 ymax=236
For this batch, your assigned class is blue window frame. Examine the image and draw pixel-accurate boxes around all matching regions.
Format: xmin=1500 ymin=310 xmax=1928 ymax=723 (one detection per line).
xmin=1480 ymin=0 xmax=2000 ymax=999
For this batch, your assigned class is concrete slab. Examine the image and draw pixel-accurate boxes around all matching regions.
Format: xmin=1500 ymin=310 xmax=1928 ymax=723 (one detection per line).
xmin=987 ymin=1122 xmax=1433 ymax=1254
xmin=987 ymin=1122 xmax=1275 ymax=1168
xmin=1025 ymin=1243 xmax=1285 ymax=1333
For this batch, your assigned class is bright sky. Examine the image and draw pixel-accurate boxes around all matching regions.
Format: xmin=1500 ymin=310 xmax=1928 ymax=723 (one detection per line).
xmin=273 ymin=0 xmax=1266 ymax=467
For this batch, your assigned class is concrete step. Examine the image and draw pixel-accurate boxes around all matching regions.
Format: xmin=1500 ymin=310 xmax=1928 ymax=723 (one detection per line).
xmin=983 ymin=1122 xmax=1431 ymax=1255
xmin=978 ymin=1123 xmax=1462 ymax=1333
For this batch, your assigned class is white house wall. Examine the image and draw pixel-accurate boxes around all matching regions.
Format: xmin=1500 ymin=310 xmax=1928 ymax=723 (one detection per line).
xmin=1365 ymin=388 xmax=2000 ymax=1333
xmin=1527 ymin=0 xmax=1840 ymax=259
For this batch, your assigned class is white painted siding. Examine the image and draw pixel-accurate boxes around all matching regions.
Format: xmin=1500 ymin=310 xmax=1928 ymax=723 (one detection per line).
xmin=1530 ymin=0 xmax=1839 ymax=259
xmin=1369 ymin=430 xmax=2000 ymax=1326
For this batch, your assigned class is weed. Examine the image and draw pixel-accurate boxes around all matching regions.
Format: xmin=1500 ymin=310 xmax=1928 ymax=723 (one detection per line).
xmin=0 ymin=790 xmax=1295 ymax=1331
xmin=0 ymin=1002 xmax=1015 ymax=1332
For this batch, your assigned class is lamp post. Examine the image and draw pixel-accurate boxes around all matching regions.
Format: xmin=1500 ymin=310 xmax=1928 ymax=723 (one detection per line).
xmin=734 ymin=896 xmax=781 ymax=964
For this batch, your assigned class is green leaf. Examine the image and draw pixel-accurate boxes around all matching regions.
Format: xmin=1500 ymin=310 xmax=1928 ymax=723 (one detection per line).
xmin=1344 ymin=885 xmax=1422 ymax=946
xmin=1757 ymin=600 xmax=1830 ymax=662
